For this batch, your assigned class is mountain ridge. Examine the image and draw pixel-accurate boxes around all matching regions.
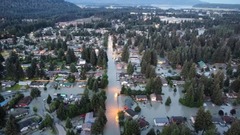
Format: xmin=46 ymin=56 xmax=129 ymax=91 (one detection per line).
xmin=0 ymin=0 xmax=81 ymax=19
xmin=66 ymin=0 xmax=203 ymax=6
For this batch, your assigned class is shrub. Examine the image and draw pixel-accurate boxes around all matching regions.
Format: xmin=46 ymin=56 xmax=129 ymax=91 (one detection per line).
xmin=134 ymin=106 xmax=141 ymax=112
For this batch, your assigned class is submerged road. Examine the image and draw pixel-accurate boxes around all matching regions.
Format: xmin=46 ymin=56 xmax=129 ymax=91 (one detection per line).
xmin=104 ymin=36 xmax=121 ymax=135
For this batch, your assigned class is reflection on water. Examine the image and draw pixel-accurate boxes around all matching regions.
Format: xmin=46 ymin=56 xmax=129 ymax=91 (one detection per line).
xmin=104 ymin=36 xmax=120 ymax=135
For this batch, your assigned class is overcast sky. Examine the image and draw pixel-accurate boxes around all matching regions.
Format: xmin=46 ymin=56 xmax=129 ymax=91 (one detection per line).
xmin=202 ymin=0 xmax=240 ymax=4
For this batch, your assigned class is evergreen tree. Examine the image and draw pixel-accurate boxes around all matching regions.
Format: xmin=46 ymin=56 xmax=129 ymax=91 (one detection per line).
xmin=90 ymin=49 xmax=97 ymax=66
xmin=100 ymin=74 xmax=108 ymax=89
xmin=121 ymin=45 xmax=129 ymax=63
xmin=97 ymin=107 xmax=107 ymax=128
xmin=124 ymin=120 xmax=140 ymax=135
xmin=212 ymin=77 xmax=223 ymax=105
xmin=194 ymin=107 xmax=213 ymax=134
xmin=30 ymin=88 xmax=41 ymax=99
xmin=4 ymin=115 xmax=20 ymax=135
xmin=57 ymin=103 xmax=67 ymax=120
xmin=161 ymin=123 xmax=192 ymax=135
xmin=226 ymin=120 xmax=240 ymax=135
xmin=127 ymin=62 xmax=134 ymax=75
xmin=65 ymin=118 xmax=73 ymax=129
xmin=0 ymin=94 xmax=4 ymax=102
xmin=153 ymin=77 xmax=162 ymax=94
xmin=165 ymin=96 xmax=172 ymax=106
xmin=92 ymin=79 xmax=99 ymax=92
xmin=147 ymin=128 xmax=156 ymax=135
xmin=47 ymin=94 xmax=52 ymax=104
xmin=0 ymin=107 xmax=6 ymax=128
xmin=91 ymin=93 xmax=100 ymax=112
xmin=70 ymin=63 xmax=78 ymax=73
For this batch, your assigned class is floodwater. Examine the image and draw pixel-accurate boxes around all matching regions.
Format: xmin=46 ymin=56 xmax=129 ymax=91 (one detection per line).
xmin=104 ymin=36 xmax=121 ymax=135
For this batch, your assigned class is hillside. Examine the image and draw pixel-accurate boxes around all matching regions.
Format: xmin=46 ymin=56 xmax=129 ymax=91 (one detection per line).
xmin=193 ymin=3 xmax=240 ymax=10
xmin=0 ymin=0 xmax=81 ymax=19
xmin=67 ymin=0 xmax=202 ymax=6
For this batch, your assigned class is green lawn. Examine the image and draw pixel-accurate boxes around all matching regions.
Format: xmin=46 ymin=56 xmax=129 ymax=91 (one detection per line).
xmin=6 ymin=84 xmax=22 ymax=91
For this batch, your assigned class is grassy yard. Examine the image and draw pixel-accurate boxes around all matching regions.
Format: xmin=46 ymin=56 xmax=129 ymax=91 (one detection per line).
xmin=6 ymin=84 xmax=22 ymax=91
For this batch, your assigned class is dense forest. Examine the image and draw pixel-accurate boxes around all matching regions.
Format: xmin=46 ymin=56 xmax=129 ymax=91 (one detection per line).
xmin=0 ymin=0 xmax=80 ymax=19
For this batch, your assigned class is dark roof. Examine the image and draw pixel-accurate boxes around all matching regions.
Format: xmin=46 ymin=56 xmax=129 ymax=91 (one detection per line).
xmin=10 ymin=108 xmax=29 ymax=117
xmin=154 ymin=118 xmax=169 ymax=124
xmin=17 ymin=96 xmax=32 ymax=105
xmin=18 ymin=118 xmax=38 ymax=130
xmin=138 ymin=118 xmax=149 ymax=128
xmin=171 ymin=116 xmax=186 ymax=124
xmin=135 ymin=95 xmax=147 ymax=99
xmin=156 ymin=94 xmax=162 ymax=101
xmin=30 ymin=81 xmax=44 ymax=86
xmin=1 ymin=81 xmax=16 ymax=86
xmin=223 ymin=116 xmax=235 ymax=124
xmin=125 ymin=109 xmax=137 ymax=117
xmin=212 ymin=116 xmax=224 ymax=124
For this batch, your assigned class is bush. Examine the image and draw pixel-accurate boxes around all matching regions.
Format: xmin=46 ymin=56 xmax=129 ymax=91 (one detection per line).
xmin=174 ymin=88 xmax=177 ymax=92
xmin=134 ymin=106 xmax=141 ymax=112
xmin=165 ymin=96 xmax=171 ymax=106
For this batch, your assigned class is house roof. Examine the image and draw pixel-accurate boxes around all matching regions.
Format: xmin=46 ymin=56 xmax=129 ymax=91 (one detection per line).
xmin=17 ymin=96 xmax=32 ymax=106
xmin=154 ymin=118 xmax=169 ymax=124
xmin=18 ymin=118 xmax=38 ymax=130
xmin=125 ymin=109 xmax=137 ymax=117
xmin=198 ymin=61 xmax=207 ymax=68
xmin=171 ymin=116 xmax=186 ymax=123
xmin=10 ymin=108 xmax=29 ymax=117
xmin=212 ymin=116 xmax=224 ymax=124
xmin=223 ymin=116 xmax=235 ymax=124
xmin=1 ymin=81 xmax=16 ymax=86
xmin=124 ymin=98 xmax=133 ymax=109
xmin=82 ymin=123 xmax=92 ymax=131
xmin=135 ymin=95 xmax=147 ymax=99
xmin=138 ymin=118 xmax=149 ymax=128
xmin=84 ymin=112 xmax=95 ymax=123
xmin=0 ymin=100 xmax=8 ymax=107
xmin=156 ymin=94 xmax=163 ymax=101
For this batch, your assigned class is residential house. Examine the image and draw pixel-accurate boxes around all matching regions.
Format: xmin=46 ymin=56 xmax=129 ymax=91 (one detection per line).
xmin=161 ymin=77 xmax=168 ymax=86
xmin=1 ymin=91 xmax=17 ymax=100
xmin=9 ymin=108 xmax=29 ymax=119
xmin=18 ymin=81 xmax=31 ymax=86
xmin=18 ymin=117 xmax=39 ymax=132
xmin=84 ymin=112 xmax=96 ymax=123
xmin=81 ymin=123 xmax=92 ymax=135
xmin=150 ymin=94 xmax=156 ymax=101
xmin=212 ymin=116 xmax=225 ymax=125
xmin=138 ymin=118 xmax=149 ymax=130
xmin=124 ymin=98 xmax=133 ymax=110
xmin=153 ymin=118 xmax=169 ymax=126
xmin=198 ymin=61 xmax=207 ymax=69
xmin=171 ymin=116 xmax=186 ymax=124
xmin=0 ymin=100 xmax=8 ymax=107
xmin=223 ymin=116 xmax=235 ymax=124
xmin=1 ymin=81 xmax=16 ymax=88
xmin=156 ymin=94 xmax=163 ymax=102
xmin=29 ymin=81 xmax=44 ymax=88
xmin=16 ymin=96 xmax=32 ymax=108
xmin=135 ymin=95 xmax=148 ymax=101
xmin=226 ymin=93 xmax=238 ymax=99
xmin=125 ymin=109 xmax=138 ymax=119
xmin=59 ymin=82 xmax=73 ymax=88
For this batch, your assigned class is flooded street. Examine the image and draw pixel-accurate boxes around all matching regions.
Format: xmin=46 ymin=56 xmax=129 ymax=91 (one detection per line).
xmin=104 ymin=36 xmax=121 ymax=135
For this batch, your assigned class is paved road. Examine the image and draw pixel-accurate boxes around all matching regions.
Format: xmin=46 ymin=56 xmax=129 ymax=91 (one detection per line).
xmin=104 ymin=36 xmax=121 ymax=135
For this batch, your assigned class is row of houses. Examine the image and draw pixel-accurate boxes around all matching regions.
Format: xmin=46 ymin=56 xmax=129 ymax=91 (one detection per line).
xmin=153 ymin=116 xmax=187 ymax=126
